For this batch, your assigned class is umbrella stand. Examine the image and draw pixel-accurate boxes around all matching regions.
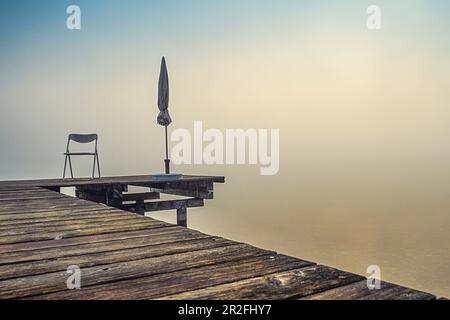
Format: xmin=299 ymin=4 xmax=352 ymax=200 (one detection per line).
xmin=164 ymin=125 xmax=170 ymax=174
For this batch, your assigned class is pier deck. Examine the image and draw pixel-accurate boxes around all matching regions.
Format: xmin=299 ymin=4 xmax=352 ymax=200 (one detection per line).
xmin=0 ymin=177 xmax=439 ymax=300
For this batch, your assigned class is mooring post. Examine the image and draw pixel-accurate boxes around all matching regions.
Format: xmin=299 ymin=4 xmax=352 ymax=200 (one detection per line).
xmin=177 ymin=207 xmax=187 ymax=227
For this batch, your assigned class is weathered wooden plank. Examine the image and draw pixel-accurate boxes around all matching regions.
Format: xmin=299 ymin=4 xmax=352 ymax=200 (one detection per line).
xmin=0 ymin=210 xmax=129 ymax=226
xmin=0 ymin=192 xmax=85 ymax=201
xmin=0 ymin=203 xmax=117 ymax=215
xmin=0 ymin=199 xmax=103 ymax=214
xmin=0 ymin=216 xmax=158 ymax=237
xmin=0 ymin=189 xmax=54 ymax=196
xmin=0 ymin=220 xmax=170 ymax=245
xmin=0 ymin=186 xmax=54 ymax=192
xmin=0 ymin=214 xmax=142 ymax=231
xmin=0 ymin=237 xmax=235 ymax=281
xmin=0 ymin=227 xmax=213 ymax=265
xmin=29 ymin=255 xmax=313 ymax=300
xmin=0 ymin=187 xmax=43 ymax=192
xmin=2 ymin=193 xmax=101 ymax=205
xmin=0 ymin=194 xmax=66 ymax=202
xmin=160 ymin=265 xmax=364 ymax=300
xmin=0 ymin=197 xmax=85 ymax=208
xmin=0 ymin=206 xmax=134 ymax=222
xmin=301 ymin=280 xmax=436 ymax=300
xmin=2 ymin=245 xmax=272 ymax=299
xmin=0 ymin=199 xmax=89 ymax=207
xmin=0 ymin=194 xmax=87 ymax=204
xmin=0 ymin=226 xmax=186 ymax=254
xmin=0 ymin=203 xmax=112 ymax=215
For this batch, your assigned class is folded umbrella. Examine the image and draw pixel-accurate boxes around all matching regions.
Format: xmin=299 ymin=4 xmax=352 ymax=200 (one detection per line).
xmin=156 ymin=56 xmax=178 ymax=177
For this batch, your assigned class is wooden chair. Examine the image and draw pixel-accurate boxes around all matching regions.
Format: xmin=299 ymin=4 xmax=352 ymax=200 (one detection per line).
xmin=63 ymin=134 xmax=101 ymax=179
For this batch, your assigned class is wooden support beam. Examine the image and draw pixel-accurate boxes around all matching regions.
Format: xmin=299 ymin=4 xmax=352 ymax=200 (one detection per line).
xmin=122 ymin=192 xmax=160 ymax=202
xmin=148 ymin=180 xmax=215 ymax=199
xmin=121 ymin=198 xmax=204 ymax=213
xmin=45 ymin=186 xmax=61 ymax=193
xmin=72 ymin=179 xmax=217 ymax=228
xmin=135 ymin=200 xmax=146 ymax=216
xmin=177 ymin=207 xmax=187 ymax=227
xmin=149 ymin=187 xmax=213 ymax=199
xmin=75 ymin=184 xmax=127 ymax=207
xmin=75 ymin=189 xmax=107 ymax=203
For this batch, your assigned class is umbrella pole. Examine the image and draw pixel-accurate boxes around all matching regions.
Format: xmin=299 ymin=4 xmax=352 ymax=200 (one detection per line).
xmin=164 ymin=125 xmax=170 ymax=174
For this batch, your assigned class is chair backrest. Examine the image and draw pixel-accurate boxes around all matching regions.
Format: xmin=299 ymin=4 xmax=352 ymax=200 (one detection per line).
xmin=66 ymin=134 xmax=98 ymax=153
xmin=68 ymin=134 xmax=98 ymax=144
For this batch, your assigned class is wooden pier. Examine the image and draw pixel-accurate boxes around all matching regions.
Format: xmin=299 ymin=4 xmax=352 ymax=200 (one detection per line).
xmin=0 ymin=175 xmax=440 ymax=300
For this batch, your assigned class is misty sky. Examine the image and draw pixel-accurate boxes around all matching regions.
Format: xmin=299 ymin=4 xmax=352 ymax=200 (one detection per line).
xmin=1 ymin=0 xmax=450 ymax=179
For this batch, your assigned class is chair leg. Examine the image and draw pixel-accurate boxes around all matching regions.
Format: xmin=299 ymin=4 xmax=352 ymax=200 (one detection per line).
xmin=63 ymin=155 xmax=68 ymax=179
xmin=96 ymin=153 xmax=101 ymax=178
xmin=68 ymin=155 xmax=74 ymax=179
xmin=92 ymin=155 xmax=96 ymax=179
